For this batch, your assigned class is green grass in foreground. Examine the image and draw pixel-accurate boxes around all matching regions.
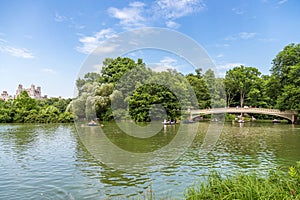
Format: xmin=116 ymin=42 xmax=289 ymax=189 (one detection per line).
xmin=185 ymin=162 xmax=300 ymax=200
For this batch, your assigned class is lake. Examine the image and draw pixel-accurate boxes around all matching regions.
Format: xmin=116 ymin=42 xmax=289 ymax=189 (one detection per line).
xmin=0 ymin=122 xmax=300 ymax=199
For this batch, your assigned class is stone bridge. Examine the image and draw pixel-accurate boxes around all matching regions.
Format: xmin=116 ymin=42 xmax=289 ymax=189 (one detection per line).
xmin=190 ymin=107 xmax=298 ymax=123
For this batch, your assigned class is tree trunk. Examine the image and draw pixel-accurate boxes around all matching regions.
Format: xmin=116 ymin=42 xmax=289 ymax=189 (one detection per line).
xmin=240 ymin=91 xmax=244 ymax=107
xmin=226 ymin=93 xmax=230 ymax=107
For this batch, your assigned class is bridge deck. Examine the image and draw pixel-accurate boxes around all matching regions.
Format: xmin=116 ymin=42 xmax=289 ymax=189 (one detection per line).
xmin=188 ymin=107 xmax=298 ymax=123
xmin=190 ymin=107 xmax=297 ymax=115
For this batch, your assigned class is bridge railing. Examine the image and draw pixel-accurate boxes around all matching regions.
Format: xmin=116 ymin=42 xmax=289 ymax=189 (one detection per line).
xmin=189 ymin=107 xmax=297 ymax=115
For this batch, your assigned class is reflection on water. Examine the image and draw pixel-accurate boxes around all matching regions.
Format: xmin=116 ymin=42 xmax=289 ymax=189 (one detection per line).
xmin=0 ymin=122 xmax=300 ymax=199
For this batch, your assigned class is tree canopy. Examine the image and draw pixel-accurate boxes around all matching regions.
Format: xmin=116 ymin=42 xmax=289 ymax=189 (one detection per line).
xmin=224 ymin=65 xmax=262 ymax=107
xmin=0 ymin=91 xmax=75 ymax=123
xmin=72 ymin=43 xmax=300 ymax=123
xmin=72 ymin=57 xmax=211 ymax=122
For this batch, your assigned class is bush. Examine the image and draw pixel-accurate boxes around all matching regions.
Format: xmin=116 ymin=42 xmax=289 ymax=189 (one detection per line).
xmin=185 ymin=162 xmax=300 ymax=200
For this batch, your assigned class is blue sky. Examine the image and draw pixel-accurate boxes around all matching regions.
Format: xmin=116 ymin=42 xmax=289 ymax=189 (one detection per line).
xmin=0 ymin=0 xmax=299 ymax=98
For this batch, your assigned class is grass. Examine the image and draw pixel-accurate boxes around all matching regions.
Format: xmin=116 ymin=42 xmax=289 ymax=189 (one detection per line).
xmin=185 ymin=162 xmax=300 ymax=200
xmin=127 ymin=162 xmax=300 ymax=199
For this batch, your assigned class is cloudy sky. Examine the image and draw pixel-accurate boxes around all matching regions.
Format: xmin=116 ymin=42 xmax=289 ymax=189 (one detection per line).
xmin=0 ymin=0 xmax=299 ymax=97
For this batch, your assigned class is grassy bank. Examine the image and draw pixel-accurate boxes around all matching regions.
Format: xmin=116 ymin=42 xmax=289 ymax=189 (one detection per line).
xmin=185 ymin=162 xmax=300 ymax=200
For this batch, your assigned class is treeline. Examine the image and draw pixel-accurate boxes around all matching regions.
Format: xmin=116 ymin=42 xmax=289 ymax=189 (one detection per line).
xmin=2 ymin=43 xmax=296 ymax=123
xmin=73 ymin=43 xmax=300 ymax=122
xmin=0 ymin=91 xmax=75 ymax=123
xmin=73 ymin=57 xmax=225 ymax=122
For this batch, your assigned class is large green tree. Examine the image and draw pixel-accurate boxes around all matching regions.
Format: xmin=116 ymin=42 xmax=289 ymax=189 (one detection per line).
xmin=224 ymin=65 xmax=262 ymax=107
xmin=270 ymin=43 xmax=300 ymax=111
xmin=186 ymin=69 xmax=210 ymax=109
xmin=271 ymin=43 xmax=300 ymax=84
xmin=100 ymin=57 xmax=144 ymax=83
xmin=76 ymin=72 xmax=101 ymax=95
xmin=276 ymin=64 xmax=300 ymax=111
xmin=129 ymin=84 xmax=180 ymax=122
xmin=73 ymin=57 xmax=147 ymax=121
xmin=203 ymin=69 xmax=226 ymax=108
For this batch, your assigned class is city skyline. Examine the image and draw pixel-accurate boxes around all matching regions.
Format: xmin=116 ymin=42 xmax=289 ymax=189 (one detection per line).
xmin=0 ymin=0 xmax=300 ymax=97
xmin=1 ymin=83 xmax=45 ymax=100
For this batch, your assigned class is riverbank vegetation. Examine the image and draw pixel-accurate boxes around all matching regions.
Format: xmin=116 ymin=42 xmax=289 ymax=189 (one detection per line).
xmin=0 ymin=91 xmax=75 ymax=123
xmin=185 ymin=162 xmax=300 ymax=200
xmin=73 ymin=43 xmax=300 ymax=122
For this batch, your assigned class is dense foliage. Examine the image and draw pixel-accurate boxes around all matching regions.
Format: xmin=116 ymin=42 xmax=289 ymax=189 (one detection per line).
xmin=0 ymin=91 xmax=75 ymax=123
xmin=185 ymin=162 xmax=300 ymax=200
xmin=223 ymin=43 xmax=300 ymax=113
xmin=73 ymin=43 xmax=300 ymax=122
xmin=73 ymin=57 xmax=214 ymax=121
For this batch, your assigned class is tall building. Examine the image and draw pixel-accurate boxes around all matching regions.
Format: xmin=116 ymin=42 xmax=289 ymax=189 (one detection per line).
xmin=0 ymin=91 xmax=12 ymax=101
xmin=15 ymin=84 xmax=42 ymax=99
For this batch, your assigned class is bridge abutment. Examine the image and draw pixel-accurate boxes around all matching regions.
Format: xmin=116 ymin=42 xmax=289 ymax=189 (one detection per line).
xmin=292 ymin=114 xmax=298 ymax=124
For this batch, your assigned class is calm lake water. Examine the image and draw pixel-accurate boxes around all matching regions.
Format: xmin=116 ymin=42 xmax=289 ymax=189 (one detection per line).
xmin=0 ymin=122 xmax=300 ymax=199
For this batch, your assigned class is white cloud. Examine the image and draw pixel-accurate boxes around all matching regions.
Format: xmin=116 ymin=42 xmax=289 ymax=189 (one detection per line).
xmin=160 ymin=56 xmax=177 ymax=64
xmin=76 ymin=29 xmax=118 ymax=54
xmin=225 ymin=32 xmax=257 ymax=40
xmin=69 ymin=17 xmax=85 ymax=30
xmin=154 ymin=0 xmax=206 ymax=19
xmin=232 ymin=8 xmax=245 ymax=15
xmin=215 ymin=62 xmax=245 ymax=77
xmin=55 ymin=13 xmax=85 ymax=30
xmin=107 ymin=0 xmax=205 ymax=30
xmin=214 ymin=43 xmax=230 ymax=47
xmin=239 ymin=32 xmax=257 ymax=39
xmin=0 ymin=38 xmax=7 ymax=43
xmin=54 ymin=13 xmax=67 ymax=22
xmin=108 ymin=1 xmax=146 ymax=29
xmin=216 ymin=54 xmax=224 ymax=58
xmin=0 ymin=44 xmax=34 ymax=59
xmin=217 ymin=62 xmax=244 ymax=70
xmin=92 ymin=64 xmax=102 ymax=72
xmin=258 ymin=38 xmax=277 ymax=43
xmin=166 ymin=20 xmax=180 ymax=29
xmin=151 ymin=65 xmax=172 ymax=72
xmin=151 ymin=56 xmax=178 ymax=72
xmin=42 ymin=68 xmax=56 ymax=74
xmin=278 ymin=0 xmax=288 ymax=4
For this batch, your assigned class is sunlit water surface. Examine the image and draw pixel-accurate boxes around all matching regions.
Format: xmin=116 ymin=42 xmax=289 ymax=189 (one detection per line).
xmin=0 ymin=122 xmax=299 ymax=199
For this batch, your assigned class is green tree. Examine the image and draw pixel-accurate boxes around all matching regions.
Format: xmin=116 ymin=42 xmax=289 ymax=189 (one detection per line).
xmin=100 ymin=57 xmax=144 ymax=83
xmin=0 ymin=100 xmax=13 ymax=122
xmin=276 ymin=64 xmax=300 ymax=111
xmin=13 ymin=91 xmax=38 ymax=122
xmin=271 ymin=43 xmax=300 ymax=84
xmin=203 ymin=69 xmax=226 ymax=108
xmin=186 ymin=70 xmax=210 ymax=109
xmin=94 ymin=83 xmax=114 ymax=120
xmin=224 ymin=65 xmax=261 ymax=107
xmin=270 ymin=43 xmax=300 ymax=111
xmin=76 ymin=72 xmax=101 ymax=95
xmin=73 ymin=57 xmax=147 ymax=121
xmin=129 ymin=84 xmax=180 ymax=122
